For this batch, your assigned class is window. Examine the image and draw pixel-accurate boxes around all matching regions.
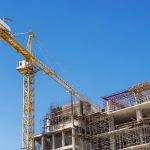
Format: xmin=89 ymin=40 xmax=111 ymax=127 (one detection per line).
xmin=19 ymin=62 xmax=22 ymax=66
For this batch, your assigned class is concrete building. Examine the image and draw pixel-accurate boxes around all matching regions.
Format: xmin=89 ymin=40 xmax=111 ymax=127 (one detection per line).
xmin=34 ymin=81 xmax=150 ymax=150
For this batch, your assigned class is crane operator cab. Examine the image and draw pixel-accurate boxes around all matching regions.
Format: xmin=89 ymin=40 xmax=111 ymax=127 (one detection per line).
xmin=17 ymin=60 xmax=33 ymax=74
xmin=17 ymin=60 xmax=39 ymax=75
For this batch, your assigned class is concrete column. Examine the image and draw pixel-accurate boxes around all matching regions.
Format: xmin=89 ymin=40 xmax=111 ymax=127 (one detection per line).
xmin=42 ymin=136 xmax=45 ymax=150
xmin=136 ymin=108 xmax=143 ymax=122
xmin=109 ymin=118 xmax=116 ymax=150
xmin=33 ymin=138 xmax=35 ymax=150
xmin=62 ymin=131 xmax=65 ymax=147
xmin=139 ymin=128 xmax=144 ymax=144
xmin=134 ymin=91 xmax=144 ymax=143
xmin=72 ymin=117 xmax=75 ymax=150
xmin=110 ymin=135 xmax=116 ymax=150
xmin=136 ymin=108 xmax=144 ymax=144
xmin=52 ymin=134 xmax=55 ymax=150
xmin=82 ymin=139 xmax=86 ymax=150
xmin=46 ymin=119 xmax=50 ymax=132
xmin=109 ymin=117 xmax=115 ymax=131
xmin=134 ymin=93 xmax=139 ymax=104
xmin=107 ymin=100 xmax=111 ymax=113
xmin=72 ymin=127 xmax=75 ymax=150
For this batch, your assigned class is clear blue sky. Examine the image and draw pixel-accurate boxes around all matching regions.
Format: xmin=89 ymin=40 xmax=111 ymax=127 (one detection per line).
xmin=0 ymin=0 xmax=150 ymax=149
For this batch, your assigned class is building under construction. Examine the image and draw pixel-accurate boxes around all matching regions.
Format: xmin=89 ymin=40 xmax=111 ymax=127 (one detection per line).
xmin=1 ymin=18 xmax=150 ymax=150
xmin=34 ymin=81 xmax=150 ymax=150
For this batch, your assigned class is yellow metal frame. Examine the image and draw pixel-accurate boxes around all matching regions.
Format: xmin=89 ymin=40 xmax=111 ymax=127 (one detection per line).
xmin=0 ymin=28 xmax=99 ymax=150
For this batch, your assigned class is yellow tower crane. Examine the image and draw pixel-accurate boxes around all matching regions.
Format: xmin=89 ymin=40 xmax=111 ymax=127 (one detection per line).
xmin=16 ymin=32 xmax=39 ymax=150
xmin=0 ymin=19 xmax=98 ymax=150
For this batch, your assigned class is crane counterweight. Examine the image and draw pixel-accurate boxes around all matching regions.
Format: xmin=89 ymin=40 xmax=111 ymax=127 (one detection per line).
xmin=0 ymin=19 xmax=11 ymax=32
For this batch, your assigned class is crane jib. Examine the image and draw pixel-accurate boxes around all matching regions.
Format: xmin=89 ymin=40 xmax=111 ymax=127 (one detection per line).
xmin=0 ymin=28 xmax=98 ymax=110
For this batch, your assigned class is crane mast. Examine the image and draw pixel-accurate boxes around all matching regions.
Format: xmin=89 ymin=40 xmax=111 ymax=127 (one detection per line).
xmin=0 ymin=23 xmax=98 ymax=150
xmin=16 ymin=32 xmax=38 ymax=149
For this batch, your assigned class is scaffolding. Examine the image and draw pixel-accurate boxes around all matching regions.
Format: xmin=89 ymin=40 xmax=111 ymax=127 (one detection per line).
xmin=86 ymin=112 xmax=112 ymax=150
xmin=34 ymin=81 xmax=150 ymax=150
xmin=75 ymin=115 xmax=150 ymax=150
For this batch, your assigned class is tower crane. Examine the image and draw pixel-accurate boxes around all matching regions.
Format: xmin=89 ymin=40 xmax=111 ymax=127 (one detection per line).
xmin=0 ymin=19 xmax=98 ymax=150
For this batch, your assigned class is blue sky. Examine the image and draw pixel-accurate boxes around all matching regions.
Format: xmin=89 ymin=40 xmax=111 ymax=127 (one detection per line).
xmin=0 ymin=0 xmax=150 ymax=149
